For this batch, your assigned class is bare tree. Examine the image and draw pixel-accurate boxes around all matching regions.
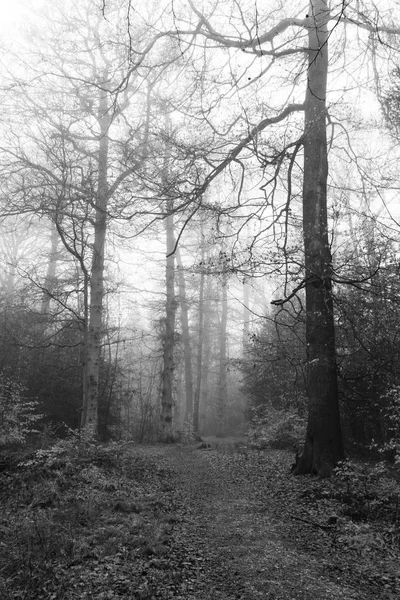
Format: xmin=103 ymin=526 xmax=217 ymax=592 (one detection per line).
xmin=40 ymin=224 xmax=60 ymax=316
xmin=160 ymin=201 xmax=176 ymax=442
xmin=167 ymin=0 xmax=341 ymax=472
xmin=217 ymin=270 xmax=228 ymax=437
xmin=176 ymin=248 xmax=194 ymax=425
xmin=293 ymin=2 xmax=343 ymax=474
xmin=0 ymin=0 xmax=185 ymax=437
xmin=193 ymin=233 xmax=206 ymax=434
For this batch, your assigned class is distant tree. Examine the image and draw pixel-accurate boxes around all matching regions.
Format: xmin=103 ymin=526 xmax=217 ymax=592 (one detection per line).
xmin=40 ymin=224 xmax=60 ymax=316
xmin=171 ymin=0 xmax=400 ymax=472
xmin=160 ymin=199 xmax=176 ymax=442
xmin=0 ymin=0 xmax=184 ymax=438
xmin=217 ymin=270 xmax=228 ymax=437
xmin=166 ymin=0 xmax=342 ymax=472
xmin=176 ymin=248 xmax=194 ymax=425
xmin=193 ymin=234 xmax=206 ymax=434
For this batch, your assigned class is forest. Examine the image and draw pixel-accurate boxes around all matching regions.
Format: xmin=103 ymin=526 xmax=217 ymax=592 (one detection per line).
xmin=1 ymin=0 xmax=400 ymax=598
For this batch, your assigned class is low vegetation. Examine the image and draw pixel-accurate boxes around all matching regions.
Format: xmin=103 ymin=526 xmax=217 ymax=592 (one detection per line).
xmin=0 ymin=435 xmax=399 ymax=599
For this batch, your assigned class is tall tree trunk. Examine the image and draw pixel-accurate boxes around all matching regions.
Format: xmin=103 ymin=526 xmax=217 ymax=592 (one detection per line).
xmin=41 ymin=223 xmax=59 ymax=315
xmin=242 ymin=277 xmax=250 ymax=351
xmin=176 ymin=248 xmax=194 ymax=424
xmin=81 ymin=79 xmax=110 ymax=437
xmin=3 ymin=232 xmax=19 ymax=299
xmin=160 ymin=202 xmax=176 ymax=442
xmin=199 ymin=274 xmax=213 ymax=434
xmin=294 ymin=0 xmax=344 ymax=476
xmin=217 ymin=272 xmax=228 ymax=437
xmin=193 ymin=255 xmax=205 ymax=434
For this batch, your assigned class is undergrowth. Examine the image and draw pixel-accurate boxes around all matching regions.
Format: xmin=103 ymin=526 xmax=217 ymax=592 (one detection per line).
xmin=208 ymin=439 xmax=400 ymax=597
xmin=1 ymin=434 xmax=399 ymax=599
xmin=0 ymin=435 xmax=177 ymax=599
xmin=246 ymin=407 xmax=306 ymax=450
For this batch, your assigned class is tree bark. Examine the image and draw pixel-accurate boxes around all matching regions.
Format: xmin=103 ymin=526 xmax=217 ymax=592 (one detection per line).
xmin=176 ymin=248 xmax=194 ymax=425
xmin=193 ymin=250 xmax=205 ymax=434
xmin=217 ymin=272 xmax=228 ymax=437
xmin=294 ymin=0 xmax=344 ymax=476
xmin=242 ymin=277 xmax=250 ymax=351
xmin=160 ymin=203 xmax=176 ymax=442
xmin=40 ymin=223 xmax=59 ymax=315
xmin=81 ymin=77 xmax=110 ymax=437
xmin=199 ymin=274 xmax=213 ymax=434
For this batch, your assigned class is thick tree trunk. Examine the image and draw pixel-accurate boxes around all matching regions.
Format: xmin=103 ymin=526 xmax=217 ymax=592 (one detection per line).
xmin=294 ymin=0 xmax=344 ymax=476
xmin=216 ymin=273 xmax=228 ymax=437
xmin=81 ymin=80 xmax=110 ymax=437
xmin=160 ymin=203 xmax=176 ymax=442
xmin=176 ymin=248 xmax=194 ymax=424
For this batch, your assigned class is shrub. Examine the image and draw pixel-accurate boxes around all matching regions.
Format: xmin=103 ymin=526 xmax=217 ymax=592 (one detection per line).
xmin=334 ymin=458 xmax=400 ymax=522
xmin=372 ymin=385 xmax=400 ymax=463
xmin=0 ymin=375 xmax=41 ymax=447
xmin=246 ymin=407 xmax=306 ymax=450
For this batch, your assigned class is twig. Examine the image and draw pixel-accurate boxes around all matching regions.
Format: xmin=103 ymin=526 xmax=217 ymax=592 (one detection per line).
xmin=289 ymin=513 xmax=335 ymax=531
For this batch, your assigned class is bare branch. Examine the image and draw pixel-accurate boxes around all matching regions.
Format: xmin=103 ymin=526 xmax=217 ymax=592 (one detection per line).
xmin=271 ymin=278 xmax=309 ymax=306
xmin=197 ymin=103 xmax=305 ymax=196
xmin=341 ymin=14 xmax=400 ymax=36
xmin=186 ymin=0 xmax=309 ymax=52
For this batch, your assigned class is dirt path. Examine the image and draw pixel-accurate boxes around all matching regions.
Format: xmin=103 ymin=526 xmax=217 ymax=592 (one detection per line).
xmin=2 ymin=442 xmax=397 ymax=599
xmin=151 ymin=445 xmax=368 ymax=600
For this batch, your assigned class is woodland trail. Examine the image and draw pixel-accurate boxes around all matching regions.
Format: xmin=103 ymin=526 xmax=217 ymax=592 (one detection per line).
xmin=147 ymin=444 xmax=372 ymax=600
xmin=2 ymin=442 xmax=398 ymax=600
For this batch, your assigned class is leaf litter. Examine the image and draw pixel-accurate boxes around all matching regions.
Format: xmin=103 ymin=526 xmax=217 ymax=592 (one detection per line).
xmin=0 ymin=440 xmax=399 ymax=599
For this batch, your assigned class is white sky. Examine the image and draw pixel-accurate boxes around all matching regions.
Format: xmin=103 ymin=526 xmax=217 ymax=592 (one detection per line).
xmin=0 ymin=0 xmax=24 ymax=29
xmin=0 ymin=0 xmax=44 ymax=33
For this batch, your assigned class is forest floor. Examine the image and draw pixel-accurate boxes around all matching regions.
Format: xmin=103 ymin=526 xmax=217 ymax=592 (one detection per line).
xmin=0 ymin=438 xmax=400 ymax=599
